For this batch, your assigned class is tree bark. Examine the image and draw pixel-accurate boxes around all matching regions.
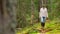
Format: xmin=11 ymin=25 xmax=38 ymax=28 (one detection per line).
xmin=0 ymin=0 xmax=4 ymax=34
xmin=0 ymin=0 xmax=17 ymax=34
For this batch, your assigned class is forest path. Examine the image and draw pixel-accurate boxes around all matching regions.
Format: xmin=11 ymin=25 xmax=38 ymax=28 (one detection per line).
xmin=16 ymin=20 xmax=60 ymax=34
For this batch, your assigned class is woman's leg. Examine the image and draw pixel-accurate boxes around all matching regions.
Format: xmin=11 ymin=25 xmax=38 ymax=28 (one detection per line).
xmin=41 ymin=17 xmax=46 ymax=28
xmin=41 ymin=23 xmax=45 ymax=27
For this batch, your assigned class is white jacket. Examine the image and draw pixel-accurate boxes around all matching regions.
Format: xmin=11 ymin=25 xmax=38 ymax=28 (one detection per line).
xmin=39 ymin=7 xmax=48 ymax=18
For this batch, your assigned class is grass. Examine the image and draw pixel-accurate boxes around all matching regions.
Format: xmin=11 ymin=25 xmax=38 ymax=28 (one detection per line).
xmin=16 ymin=20 xmax=60 ymax=34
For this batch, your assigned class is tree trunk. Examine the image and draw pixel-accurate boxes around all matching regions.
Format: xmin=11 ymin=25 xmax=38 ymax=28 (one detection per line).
xmin=0 ymin=0 xmax=17 ymax=34
xmin=0 ymin=0 xmax=4 ymax=34
xmin=31 ymin=0 xmax=35 ymax=24
xmin=38 ymin=0 xmax=42 ymax=22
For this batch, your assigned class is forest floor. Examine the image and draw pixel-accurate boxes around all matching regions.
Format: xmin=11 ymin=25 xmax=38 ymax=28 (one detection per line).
xmin=16 ymin=19 xmax=60 ymax=34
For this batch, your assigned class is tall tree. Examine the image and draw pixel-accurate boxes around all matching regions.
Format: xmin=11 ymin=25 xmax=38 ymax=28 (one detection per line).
xmin=0 ymin=0 xmax=4 ymax=34
xmin=0 ymin=0 xmax=17 ymax=34
xmin=17 ymin=0 xmax=28 ymax=28
xmin=31 ymin=0 xmax=35 ymax=24
xmin=38 ymin=0 xmax=42 ymax=22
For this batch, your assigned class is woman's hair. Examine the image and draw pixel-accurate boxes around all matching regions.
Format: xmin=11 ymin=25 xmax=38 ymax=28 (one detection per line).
xmin=42 ymin=4 xmax=46 ymax=7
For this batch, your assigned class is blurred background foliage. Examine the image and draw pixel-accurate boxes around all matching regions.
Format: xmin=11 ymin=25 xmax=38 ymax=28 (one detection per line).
xmin=16 ymin=0 xmax=60 ymax=28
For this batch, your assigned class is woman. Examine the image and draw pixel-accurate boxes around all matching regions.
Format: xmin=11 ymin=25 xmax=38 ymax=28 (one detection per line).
xmin=39 ymin=5 xmax=48 ymax=29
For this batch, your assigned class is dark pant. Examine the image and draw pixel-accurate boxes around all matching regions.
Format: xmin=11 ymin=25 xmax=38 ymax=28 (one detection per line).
xmin=41 ymin=23 xmax=45 ymax=27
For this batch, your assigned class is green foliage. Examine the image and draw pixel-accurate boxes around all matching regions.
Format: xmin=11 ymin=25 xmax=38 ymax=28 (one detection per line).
xmin=16 ymin=0 xmax=60 ymax=34
xmin=17 ymin=0 xmax=60 ymax=28
xmin=17 ymin=0 xmax=31 ymax=28
xmin=16 ymin=20 xmax=60 ymax=34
